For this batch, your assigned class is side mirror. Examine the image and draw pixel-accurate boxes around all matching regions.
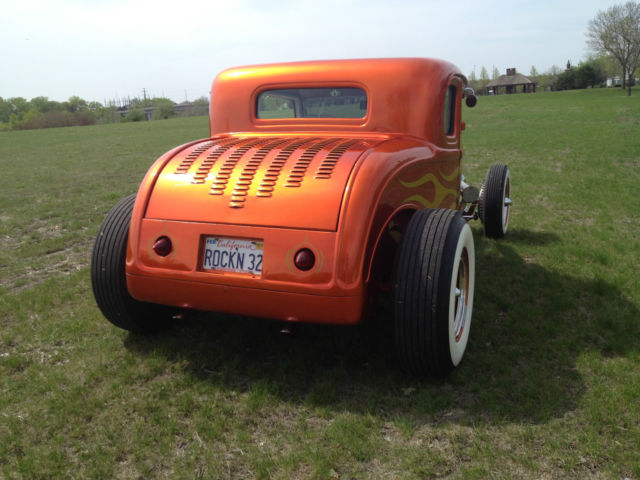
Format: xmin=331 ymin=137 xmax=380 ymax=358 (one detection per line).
xmin=464 ymin=87 xmax=477 ymax=108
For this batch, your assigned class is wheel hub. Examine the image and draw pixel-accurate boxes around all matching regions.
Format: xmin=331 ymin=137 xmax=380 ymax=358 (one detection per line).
xmin=453 ymin=249 xmax=469 ymax=342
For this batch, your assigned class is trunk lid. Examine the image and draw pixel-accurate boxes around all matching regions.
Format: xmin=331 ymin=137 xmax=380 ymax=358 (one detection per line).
xmin=144 ymin=136 xmax=381 ymax=230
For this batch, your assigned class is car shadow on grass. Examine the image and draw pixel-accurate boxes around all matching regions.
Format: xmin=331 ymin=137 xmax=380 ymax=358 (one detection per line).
xmin=124 ymin=228 xmax=639 ymax=425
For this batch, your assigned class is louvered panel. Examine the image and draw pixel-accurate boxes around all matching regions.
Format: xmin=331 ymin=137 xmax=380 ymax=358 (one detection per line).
xmin=147 ymin=135 xmax=382 ymax=230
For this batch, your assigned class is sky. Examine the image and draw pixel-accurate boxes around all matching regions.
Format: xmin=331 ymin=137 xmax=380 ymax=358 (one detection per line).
xmin=1 ymin=0 xmax=618 ymax=104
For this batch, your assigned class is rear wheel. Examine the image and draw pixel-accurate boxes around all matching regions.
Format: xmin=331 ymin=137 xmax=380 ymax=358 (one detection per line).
xmin=479 ymin=164 xmax=511 ymax=238
xmin=394 ymin=209 xmax=475 ymax=376
xmin=91 ymin=195 xmax=175 ymax=333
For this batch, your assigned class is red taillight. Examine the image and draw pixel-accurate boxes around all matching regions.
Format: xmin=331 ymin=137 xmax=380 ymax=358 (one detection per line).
xmin=152 ymin=236 xmax=172 ymax=257
xmin=294 ymin=248 xmax=315 ymax=271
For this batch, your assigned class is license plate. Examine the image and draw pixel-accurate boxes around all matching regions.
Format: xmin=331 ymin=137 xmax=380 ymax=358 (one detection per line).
xmin=202 ymin=237 xmax=263 ymax=275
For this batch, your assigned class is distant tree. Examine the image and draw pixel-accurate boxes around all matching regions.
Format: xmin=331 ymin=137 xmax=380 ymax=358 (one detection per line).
xmin=14 ymin=109 xmax=44 ymax=129
xmin=468 ymin=66 xmax=490 ymax=93
xmin=556 ymin=60 xmax=608 ymax=90
xmin=557 ymin=68 xmax=578 ymax=90
xmin=537 ymin=65 xmax=563 ymax=91
xmin=95 ymin=106 xmax=122 ymax=124
xmin=577 ymin=59 xmax=607 ymax=87
xmin=529 ymin=65 xmax=539 ymax=80
xmin=8 ymin=112 xmax=19 ymax=130
xmin=8 ymin=97 xmax=29 ymax=116
xmin=467 ymin=71 xmax=478 ymax=92
xmin=549 ymin=65 xmax=562 ymax=76
xmin=152 ymin=97 xmax=176 ymax=120
xmin=0 ymin=97 xmax=12 ymax=123
xmin=30 ymin=96 xmax=57 ymax=113
xmin=67 ymin=96 xmax=88 ymax=112
xmin=125 ymin=108 xmax=145 ymax=122
xmin=587 ymin=1 xmax=640 ymax=95
xmin=576 ymin=64 xmax=597 ymax=87
xmin=22 ymin=109 xmax=42 ymax=127
xmin=192 ymin=96 xmax=209 ymax=106
xmin=3 ymin=97 xmax=30 ymax=128
xmin=9 ymin=107 xmax=43 ymax=130
xmin=492 ymin=66 xmax=500 ymax=80
xmin=595 ymin=53 xmax=623 ymax=80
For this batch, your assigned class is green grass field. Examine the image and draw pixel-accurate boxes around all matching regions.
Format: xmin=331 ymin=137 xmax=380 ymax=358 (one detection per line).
xmin=1 ymin=88 xmax=639 ymax=479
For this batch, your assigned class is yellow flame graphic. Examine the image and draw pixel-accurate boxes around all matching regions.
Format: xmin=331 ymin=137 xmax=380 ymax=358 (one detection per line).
xmin=400 ymin=167 xmax=459 ymax=208
xmin=399 ymin=167 xmax=459 ymax=188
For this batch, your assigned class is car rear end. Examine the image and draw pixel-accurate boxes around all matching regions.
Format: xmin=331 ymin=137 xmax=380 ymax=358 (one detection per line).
xmin=125 ymin=134 xmax=387 ymax=324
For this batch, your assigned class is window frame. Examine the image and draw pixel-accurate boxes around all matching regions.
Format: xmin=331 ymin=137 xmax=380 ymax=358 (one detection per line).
xmin=255 ymin=86 xmax=368 ymax=120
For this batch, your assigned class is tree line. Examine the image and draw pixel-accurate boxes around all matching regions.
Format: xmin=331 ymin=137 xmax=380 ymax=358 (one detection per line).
xmin=467 ymin=56 xmax=624 ymax=95
xmin=0 ymin=95 xmax=209 ymax=132
xmin=4 ymin=2 xmax=637 ymax=131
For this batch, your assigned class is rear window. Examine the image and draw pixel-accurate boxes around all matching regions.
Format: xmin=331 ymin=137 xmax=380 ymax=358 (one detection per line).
xmin=257 ymin=87 xmax=367 ymax=119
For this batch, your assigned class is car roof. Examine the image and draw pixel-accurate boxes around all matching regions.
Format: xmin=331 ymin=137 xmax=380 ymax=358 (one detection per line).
xmin=209 ymin=58 xmax=464 ymax=142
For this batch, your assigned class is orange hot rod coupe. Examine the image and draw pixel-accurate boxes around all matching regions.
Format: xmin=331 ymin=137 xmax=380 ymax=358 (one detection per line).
xmin=91 ymin=58 xmax=512 ymax=376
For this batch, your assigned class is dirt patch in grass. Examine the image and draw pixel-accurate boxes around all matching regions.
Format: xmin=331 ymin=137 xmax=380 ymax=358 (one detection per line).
xmin=1 ymin=238 xmax=91 ymax=292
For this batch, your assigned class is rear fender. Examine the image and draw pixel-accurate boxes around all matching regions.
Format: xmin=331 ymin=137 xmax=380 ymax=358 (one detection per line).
xmin=335 ymin=138 xmax=460 ymax=291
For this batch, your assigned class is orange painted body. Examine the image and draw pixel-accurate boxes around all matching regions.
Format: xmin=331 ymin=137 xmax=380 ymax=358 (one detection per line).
xmin=126 ymin=58 xmax=467 ymax=324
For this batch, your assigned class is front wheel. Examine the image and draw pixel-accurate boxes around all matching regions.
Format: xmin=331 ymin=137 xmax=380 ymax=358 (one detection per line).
xmin=479 ymin=164 xmax=511 ymax=238
xmin=394 ymin=209 xmax=475 ymax=377
xmin=91 ymin=195 xmax=175 ymax=333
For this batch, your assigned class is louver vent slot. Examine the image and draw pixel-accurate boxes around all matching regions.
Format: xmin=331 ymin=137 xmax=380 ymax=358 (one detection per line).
xmin=314 ymin=139 xmax=361 ymax=179
xmin=210 ymin=138 xmax=266 ymax=197
xmin=285 ymin=138 xmax=342 ymax=187
xmin=256 ymin=137 xmax=318 ymax=197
